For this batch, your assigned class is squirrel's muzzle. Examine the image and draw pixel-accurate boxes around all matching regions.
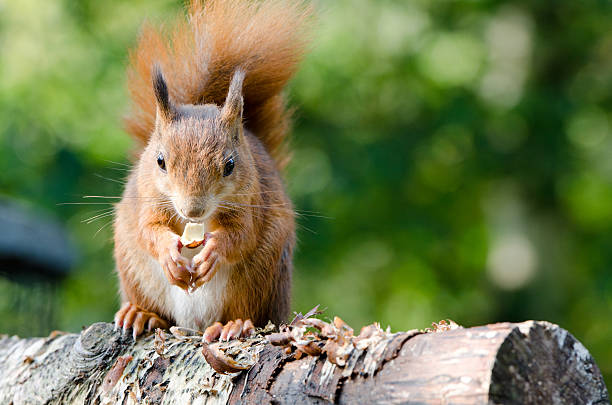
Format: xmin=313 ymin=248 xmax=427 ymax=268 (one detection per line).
xmin=176 ymin=196 xmax=209 ymax=221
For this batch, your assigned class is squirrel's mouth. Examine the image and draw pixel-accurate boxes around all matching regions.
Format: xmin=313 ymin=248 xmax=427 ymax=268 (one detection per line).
xmin=173 ymin=197 xmax=217 ymax=224
xmin=176 ymin=208 xmax=214 ymax=224
xmin=178 ymin=213 xmax=206 ymax=224
xmin=184 ymin=216 xmax=206 ymax=223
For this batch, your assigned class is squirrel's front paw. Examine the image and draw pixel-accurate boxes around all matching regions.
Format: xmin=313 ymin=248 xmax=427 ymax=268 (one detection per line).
xmin=159 ymin=235 xmax=192 ymax=291
xmin=191 ymin=234 xmax=221 ymax=291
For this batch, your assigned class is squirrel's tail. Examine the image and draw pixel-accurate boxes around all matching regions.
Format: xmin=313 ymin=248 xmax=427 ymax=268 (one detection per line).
xmin=125 ymin=0 xmax=312 ymax=168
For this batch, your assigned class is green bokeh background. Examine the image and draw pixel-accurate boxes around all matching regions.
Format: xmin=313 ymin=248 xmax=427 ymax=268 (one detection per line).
xmin=1 ymin=0 xmax=611 ymax=383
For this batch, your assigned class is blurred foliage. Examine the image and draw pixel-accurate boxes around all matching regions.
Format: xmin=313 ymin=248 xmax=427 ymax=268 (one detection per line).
xmin=0 ymin=0 xmax=611 ymax=382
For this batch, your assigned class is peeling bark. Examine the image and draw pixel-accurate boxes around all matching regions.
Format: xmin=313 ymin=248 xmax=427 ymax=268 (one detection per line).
xmin=0 ymin=321 xmax=608 ymax=404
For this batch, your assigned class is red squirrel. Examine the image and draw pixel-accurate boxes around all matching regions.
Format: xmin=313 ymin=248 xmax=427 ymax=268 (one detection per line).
xmin=113 ymin=0 xmax=311 ymax=341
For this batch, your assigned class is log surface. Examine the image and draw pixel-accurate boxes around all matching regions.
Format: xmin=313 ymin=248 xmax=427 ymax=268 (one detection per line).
xmin=0 ymin=321 xmax=608 ymax=404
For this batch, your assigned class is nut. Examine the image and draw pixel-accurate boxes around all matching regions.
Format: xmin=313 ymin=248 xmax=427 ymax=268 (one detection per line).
xmin=180 ymin=222 xmax=206 ymax=248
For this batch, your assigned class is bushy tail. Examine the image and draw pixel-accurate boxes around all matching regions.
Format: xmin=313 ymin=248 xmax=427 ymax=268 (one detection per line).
xmin=125 ymin=0 xmax=312 ymax=167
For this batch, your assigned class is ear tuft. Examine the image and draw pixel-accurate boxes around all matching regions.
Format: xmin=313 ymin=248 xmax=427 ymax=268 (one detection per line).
xmin=221 ymin=69 xmax=245 ymax=125
xmin=152 ymin=65 xmax=175 ymax=122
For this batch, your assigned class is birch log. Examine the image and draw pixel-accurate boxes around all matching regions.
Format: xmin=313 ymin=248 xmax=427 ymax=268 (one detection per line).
xmin=0 ymin=321 xmax=608 ymax=404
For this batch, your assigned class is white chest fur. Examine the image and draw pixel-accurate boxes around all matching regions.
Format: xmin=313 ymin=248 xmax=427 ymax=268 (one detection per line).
xmin=149 ymin=257 xmax=230 ymax=330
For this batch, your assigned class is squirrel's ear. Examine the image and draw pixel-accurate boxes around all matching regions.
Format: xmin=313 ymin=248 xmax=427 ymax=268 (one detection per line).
xmin=220 ymin=69 xmax=245 ymax=137
xmin=152 ymin=65 xmax=176 ymax=123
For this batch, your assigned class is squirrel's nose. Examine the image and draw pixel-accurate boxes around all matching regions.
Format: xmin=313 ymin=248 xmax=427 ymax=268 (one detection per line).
xmin=178 ymin=196 xmax=207 ymax=219
xmin=179 ymin=200 xmax=204 ymax=218
xmin=183 ymin=206 xmax=203 ymax=218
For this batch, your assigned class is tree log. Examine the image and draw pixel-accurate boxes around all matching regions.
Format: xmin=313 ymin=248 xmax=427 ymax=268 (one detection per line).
xmin=0 ymin=321 xmax=608 ymax=404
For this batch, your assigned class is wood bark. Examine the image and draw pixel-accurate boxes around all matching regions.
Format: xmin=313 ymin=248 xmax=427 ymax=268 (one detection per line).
xmin=0 ymin=321 xmax=608 ymax=404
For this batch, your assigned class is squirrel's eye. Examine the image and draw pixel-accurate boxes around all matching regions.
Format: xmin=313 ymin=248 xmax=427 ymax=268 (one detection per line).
xmin=223 ymin=157 xmax=235 ymax=177
xmin=157 ymin=153 xmax=166 ymax=172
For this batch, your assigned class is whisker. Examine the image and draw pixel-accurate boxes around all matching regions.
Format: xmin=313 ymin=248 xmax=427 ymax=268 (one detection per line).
xmin=296 ymin=223 xmax=317 ymax=235
xmin=217 ymin=204 xmax=316 ymax=235
xmin=93 ymin=220 xmax=114 ymax=238
xmin=83 ymin=210 xmax=116 ymax=224
xmin=58 ymin=202 xmax=115 ymax=206
xmin=82 ymin=195 xmax=164 ymax=200
xmin=220 ymin=200 xmax=292 ymax=209
xmin=83 ymin=207 xmax=115 ymax=214
xmin=82 ymin=195 xmax=180 ymax=200
xmin=293 ymin=211 xmax=333 ymax=219
xmin=94 ymin=173 xmax=126 ymax=185
xmin=84 ymin=215 xmax=115 ymax=225
xmin=227 ymin=200 xmax=330 ymax=219
xmin=103 ymin=159 xmax=131 ymax=167
xmin=228 ymin=190 xmax=283 ymax=197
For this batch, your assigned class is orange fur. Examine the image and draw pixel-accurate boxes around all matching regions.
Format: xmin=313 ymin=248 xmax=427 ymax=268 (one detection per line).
xmin=125 ymin=0 xmax=312 ymax=169
xmin=114 ymin=0 xmax=307 ymax=334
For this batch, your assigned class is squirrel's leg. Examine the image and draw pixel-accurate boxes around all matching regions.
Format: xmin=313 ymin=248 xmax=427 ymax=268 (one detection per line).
xmin=114 ymin=302 xmax=169 ymax=339
xmin=203 ymin=319 xmax=255 ymax=343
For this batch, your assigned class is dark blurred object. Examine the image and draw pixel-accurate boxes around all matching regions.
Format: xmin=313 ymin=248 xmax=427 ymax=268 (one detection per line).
xmin=0 ymin=199 xmax=76 ymax=336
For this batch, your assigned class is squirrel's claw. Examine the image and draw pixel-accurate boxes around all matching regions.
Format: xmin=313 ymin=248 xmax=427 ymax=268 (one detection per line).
xmin=170 ymin=245 xmax=190 ymax=270
xmin=203 ymin=322 xmax=223 ymax=343
xmin=114 ymin=302 xmax=169 ymax=339
xmin=122 ymin=305 xmax=139 ymax=334
xmin=132 ymin=312 xmax=148 ymax=338
xmin=147 ymin=315 xmax=168 ymax=332
xmin=164 ymin=263 xmax=191 ymax=290
xmin=161 ymin=251 xmax=192 ymax=291
xmin=203 ymin=319 xmax=255 ymax=343
xmin=191 ymin=256 xmax=219 ymax=291
xmin=190 ymin=237 xmax=221 ymax=291
xmin=114 ymin=302 xmax=131 ymax=331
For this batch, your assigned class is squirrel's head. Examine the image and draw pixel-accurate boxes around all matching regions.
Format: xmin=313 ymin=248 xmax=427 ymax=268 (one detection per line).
xmin=144 ymin=67 xmax=256 ymax=223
